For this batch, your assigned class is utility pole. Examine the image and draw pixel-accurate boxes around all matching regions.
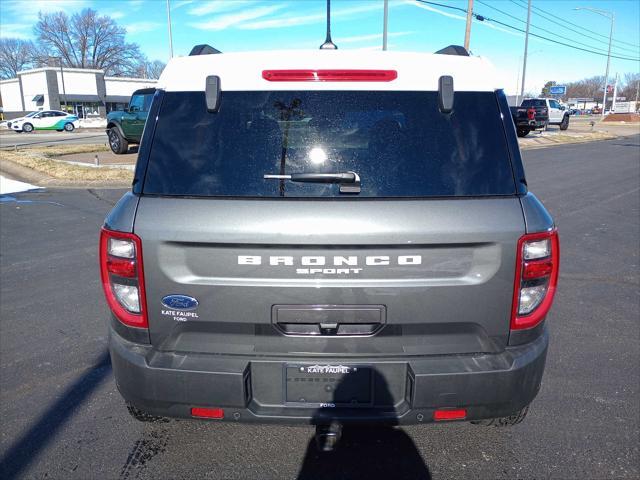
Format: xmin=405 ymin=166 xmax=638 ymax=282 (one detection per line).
xmin=382 ymin=0 xmax=389 ymax=51
xmin=603 ymin=15 xmax=614 ymax=116
xmin=515 ymin=56 xmax=522 ymax=106
xmin=464 ymin=0 xmax=474 ymax=51
xmin=520 ymin=0 xmax=532 ymax=100
xmin=166 ymin=0 xmax=174 ymax=59
xmin=575 ymin=7 xmax=614 ymax=118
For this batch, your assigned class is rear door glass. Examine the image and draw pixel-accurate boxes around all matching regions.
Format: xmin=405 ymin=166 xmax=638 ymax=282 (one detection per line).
xmin=143 ymin=91 xmax=516 ymax=198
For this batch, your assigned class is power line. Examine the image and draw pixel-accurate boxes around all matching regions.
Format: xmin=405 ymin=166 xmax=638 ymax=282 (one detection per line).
xmin=510 ymin=0 xmax=640 ymax=51
xmin=414 ymin=0 xmax=640 ymax=62
xmin=476 ymin=0 xmax=635 ymax=57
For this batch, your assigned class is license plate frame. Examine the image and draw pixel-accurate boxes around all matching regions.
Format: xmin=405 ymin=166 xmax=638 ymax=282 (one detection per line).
xmin=284 ymin=364 xmax=373 ymax=407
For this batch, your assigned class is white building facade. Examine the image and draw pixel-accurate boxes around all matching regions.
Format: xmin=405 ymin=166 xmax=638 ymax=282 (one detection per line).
xmin=0 ymin=67 xmax=157 ymax=119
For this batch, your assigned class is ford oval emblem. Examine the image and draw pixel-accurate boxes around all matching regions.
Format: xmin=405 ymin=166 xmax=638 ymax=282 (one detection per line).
xmin=161 ymin=294 xmax=199 ymax=310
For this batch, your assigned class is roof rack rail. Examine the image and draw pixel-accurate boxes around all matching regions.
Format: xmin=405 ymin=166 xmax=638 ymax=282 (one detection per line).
xmin=189 ymin=44 xmax=222 ymax=56
xmin=435 ymin=45 xmax=469 ymax=56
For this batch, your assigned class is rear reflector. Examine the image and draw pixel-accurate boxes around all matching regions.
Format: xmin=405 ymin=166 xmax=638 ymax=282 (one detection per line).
xmin=191 ymin=407 xmax=224 ymax=419
xmin=262 ymin=69 xmax=397 ymax=82
xmin=434 ymin=408 xmax=467 ymax=421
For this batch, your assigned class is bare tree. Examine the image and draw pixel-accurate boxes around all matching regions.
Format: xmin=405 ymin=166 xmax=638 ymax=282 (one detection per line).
xmin=565 ymin=76 xmax=605 ymax=100
xmin=0 ymin=38 xmax=36 ymax=79
xmin=620 ymin=72 xmax=640 ymax=100
xmin=34 ymin=8 xmax=144 ymax=76
xmin=142 ymin=60 xmax=166 ymax=79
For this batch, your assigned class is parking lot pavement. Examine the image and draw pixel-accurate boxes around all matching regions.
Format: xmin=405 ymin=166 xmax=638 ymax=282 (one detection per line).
xmin=0 ymin=130 xmax=107 ymax=149
xmin=0 ymin=136 xmax=638 ymax=479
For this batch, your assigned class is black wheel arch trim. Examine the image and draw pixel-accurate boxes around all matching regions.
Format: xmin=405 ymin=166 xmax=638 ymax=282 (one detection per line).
xmin=106 ymin=122 xmax=126 ymax=139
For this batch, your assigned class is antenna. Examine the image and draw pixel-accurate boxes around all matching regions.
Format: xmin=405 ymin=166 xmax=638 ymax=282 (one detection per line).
xmin=320 ymin=0 xmax=338 ymax=50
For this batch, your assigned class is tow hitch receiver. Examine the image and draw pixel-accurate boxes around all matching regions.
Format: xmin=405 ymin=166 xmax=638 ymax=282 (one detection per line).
xmin=315 ymin=423 xmax=343 ymax=452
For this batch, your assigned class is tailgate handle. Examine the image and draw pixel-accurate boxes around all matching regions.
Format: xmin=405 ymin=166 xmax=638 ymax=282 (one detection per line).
xmin=273 ymin=305 xmax=386 ymax=336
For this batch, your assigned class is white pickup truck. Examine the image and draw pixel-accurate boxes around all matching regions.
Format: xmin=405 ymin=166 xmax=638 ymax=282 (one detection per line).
xmin=520 ymin=98 xmax=570 ymax=131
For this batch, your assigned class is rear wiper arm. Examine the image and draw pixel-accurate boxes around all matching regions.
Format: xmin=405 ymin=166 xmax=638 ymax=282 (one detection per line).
xmin=264 ymin=171 xmax=361 ymax=193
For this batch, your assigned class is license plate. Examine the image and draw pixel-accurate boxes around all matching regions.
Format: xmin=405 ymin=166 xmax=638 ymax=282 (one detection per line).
xmin=285 ymin=364 xmax=372 ymax=405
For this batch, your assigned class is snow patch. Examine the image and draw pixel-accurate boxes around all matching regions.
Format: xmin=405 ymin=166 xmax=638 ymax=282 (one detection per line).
xmin=0 ymin=175 xmax=41 ymax=194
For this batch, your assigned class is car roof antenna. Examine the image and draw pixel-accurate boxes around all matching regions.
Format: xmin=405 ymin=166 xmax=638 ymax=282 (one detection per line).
xmin=320 ymin=0 xmax=338 ymax=49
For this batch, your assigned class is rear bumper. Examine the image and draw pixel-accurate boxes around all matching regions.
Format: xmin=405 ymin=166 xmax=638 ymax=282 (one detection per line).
xmin=109 ymin=325 xmax=548 ymax=425
xmin=516 ymin=119 xmax=546 ymax=129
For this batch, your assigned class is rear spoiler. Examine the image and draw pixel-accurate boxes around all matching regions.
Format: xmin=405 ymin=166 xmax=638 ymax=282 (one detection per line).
xmin=189 ymin=44 xmax=222 ymax=56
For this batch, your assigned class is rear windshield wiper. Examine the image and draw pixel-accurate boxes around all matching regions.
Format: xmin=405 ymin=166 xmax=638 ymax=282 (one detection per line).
xmin=264 ymin=171 xmax=361 ymax=194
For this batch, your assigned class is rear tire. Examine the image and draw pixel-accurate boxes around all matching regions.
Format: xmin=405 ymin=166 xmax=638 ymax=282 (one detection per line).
xmin=108 ymin=127 xmax=129 ymax=154
xmin=64 ymin=122 xmax=75 ymax=132
xmin=559 ymin=115 xmax=569 ymax=131
xmin=22 ymin=123 xmax=33 ymax=133
xmin=516 ymin=128 xmax=530 ymax=137
xmin=126 ymin=403 xmax=169 ymax=423
xmin=471 ymin=405 xmax=529 ymax=427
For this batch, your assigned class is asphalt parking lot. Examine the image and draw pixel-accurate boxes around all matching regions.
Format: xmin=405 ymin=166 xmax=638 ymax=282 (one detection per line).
xmin=0 ymin=135 xmax=638 ymax=479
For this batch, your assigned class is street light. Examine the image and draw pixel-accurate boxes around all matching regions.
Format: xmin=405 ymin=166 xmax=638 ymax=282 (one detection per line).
xmin=574 ymin=7 xmax=615 ymax=118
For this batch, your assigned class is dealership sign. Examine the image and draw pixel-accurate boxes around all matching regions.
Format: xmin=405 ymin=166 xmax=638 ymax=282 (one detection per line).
xmin=549 ymin=85 xmax=566 ymax=95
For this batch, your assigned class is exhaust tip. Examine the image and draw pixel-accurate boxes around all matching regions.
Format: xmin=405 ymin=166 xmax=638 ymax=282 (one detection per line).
xmin=314 ymin=422 xmax=343 ymax=452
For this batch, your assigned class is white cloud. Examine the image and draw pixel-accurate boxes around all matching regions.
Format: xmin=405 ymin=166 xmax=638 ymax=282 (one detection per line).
xmin=187 ymin=0 xmax=258 ymax=16
xmin=124 ymin=22 xmax=163 ymax=34
xmin=128 ymin=0 xmax=145 ymax=11
xmin=110 ymin=11 xmax=126 ymax=20
xmin=190 ymin=4 xmax=287 ymax=31
xmin=172 ymin=0 xmax=194 ymax=10
xmin=2 ymin=0 xmax=88 ymax=22
xmin=340 ymin=31 xmax=415 ymax=44
xmin=239 ymin=3 xmax=383 ymax=30
xmin=0 ymin=23 xmax=33 ymax=40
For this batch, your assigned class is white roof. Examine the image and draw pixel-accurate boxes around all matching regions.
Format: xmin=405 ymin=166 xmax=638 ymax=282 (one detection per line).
xmin=158 ymin=50 xmax=502 ymax=92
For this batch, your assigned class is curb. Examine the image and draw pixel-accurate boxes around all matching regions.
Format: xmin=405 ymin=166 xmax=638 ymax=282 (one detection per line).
xmin=0 ymin=158 xmax=131 ymax=189
xmin=518 ymin=132 xmax=619 ymax=150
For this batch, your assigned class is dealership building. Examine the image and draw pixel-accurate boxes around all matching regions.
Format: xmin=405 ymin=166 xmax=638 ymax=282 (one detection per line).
xmin=0 ymin=66 xmax=157 ymax=120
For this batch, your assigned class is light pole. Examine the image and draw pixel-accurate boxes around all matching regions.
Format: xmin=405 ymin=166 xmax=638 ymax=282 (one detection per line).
xmin=54 ymin=57 xmax=68 ymax=112
xmin=575 ymin=7 xmax=614 ymax=118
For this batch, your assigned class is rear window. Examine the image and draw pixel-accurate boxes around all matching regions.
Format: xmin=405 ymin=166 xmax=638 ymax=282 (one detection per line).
xmin=143 ymin=91 xmax=516 ymax=197
xmin=521 ymin=99 xmax=546 ymax=108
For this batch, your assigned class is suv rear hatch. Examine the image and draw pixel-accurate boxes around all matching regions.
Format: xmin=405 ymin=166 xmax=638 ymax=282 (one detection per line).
xmin=134 ymin=89 xmax=524 ymax=358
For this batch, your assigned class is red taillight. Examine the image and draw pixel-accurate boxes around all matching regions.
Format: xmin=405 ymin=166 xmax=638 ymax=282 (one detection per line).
xmin=527 ymin=108 xmax=535 ymax=120
xmin=99 ymin=228 xmax=148 ymax=329
xmin=262 ymin=69 xmax=397 ymax=82
xmin=511 ymin=229 xmax=560 ymax=330
xmin=434 ymin=408 xmax=467 ymax=421
xmin=191 ymin=407 xmax=224 ymax=419
xmin=106 ymin=256 xmax=136 ymax=277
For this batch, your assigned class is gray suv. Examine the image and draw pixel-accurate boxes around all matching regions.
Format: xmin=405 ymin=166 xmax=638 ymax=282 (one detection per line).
xmin=100 ymin=46 xmax=559 ymax=443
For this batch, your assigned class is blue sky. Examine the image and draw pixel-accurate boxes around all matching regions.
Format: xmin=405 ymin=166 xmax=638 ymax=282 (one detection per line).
xmin=1 ymin=0 xmax=639 ymax=94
